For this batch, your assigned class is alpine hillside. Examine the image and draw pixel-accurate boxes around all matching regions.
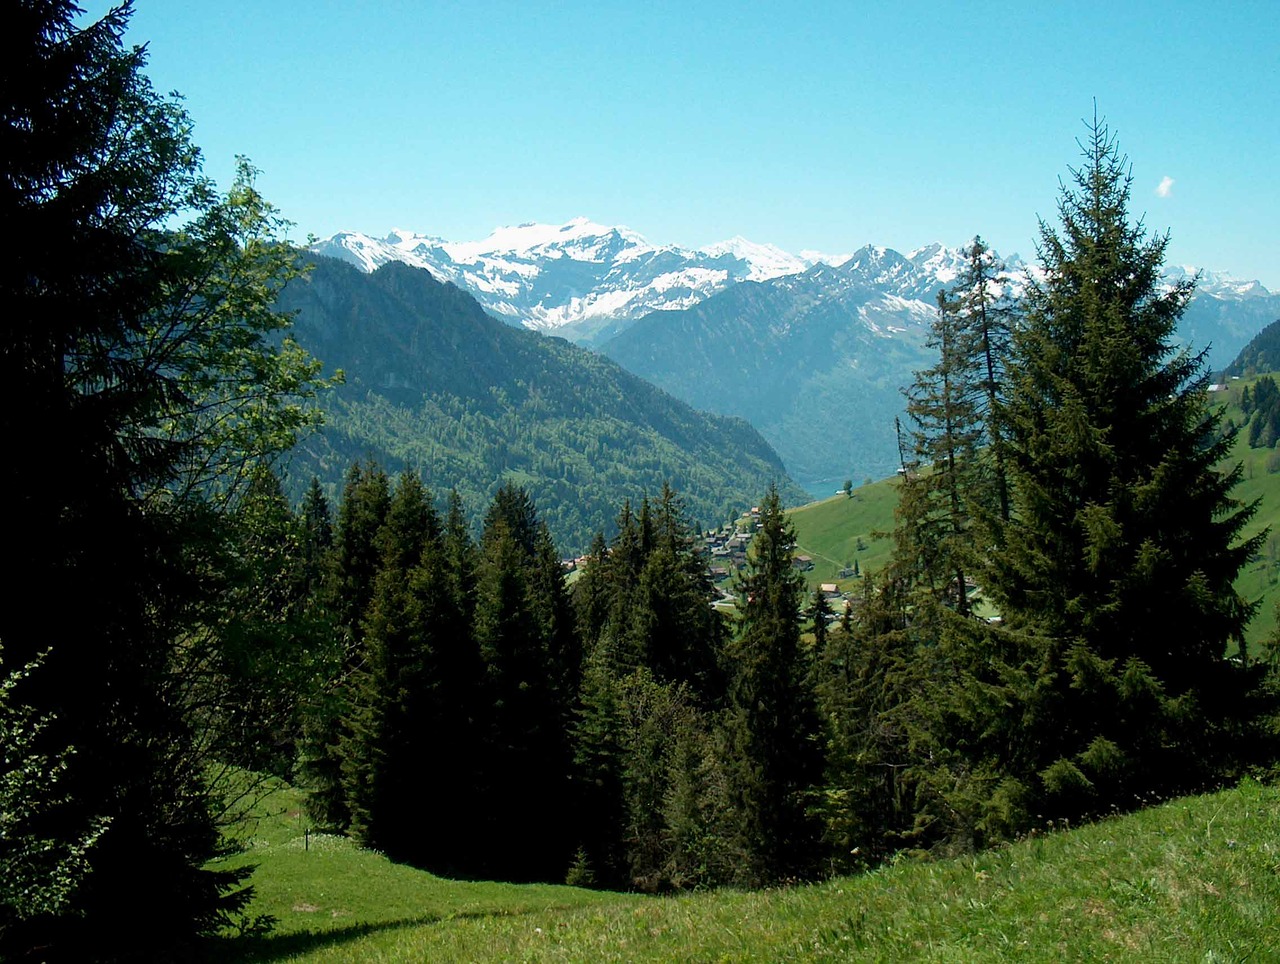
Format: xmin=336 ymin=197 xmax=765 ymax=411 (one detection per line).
xmin=313 ymin=220 xmax=1278 ymax=494
xmin=600 ymin=244 xmax=1003 ymax=491
xmin=279 ymin=256 xmax=804 ymax=551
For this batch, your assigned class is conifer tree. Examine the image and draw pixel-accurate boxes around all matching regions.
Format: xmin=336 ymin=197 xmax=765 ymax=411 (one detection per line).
xmin=298 ymin=477 xmax=334 ymax=595
xmin=814 ymin=572 xmax=914 ymax=868
xmin=473 ymin=488 xmax=576 ymax=880
xmin=989 ymin=117 xmax=1262 ymax=816
xmin=635 ymin=484 xmax=726 ymax=700
xmin=299 ymin=462 xmax=390 ymax=830
xmin=724 ymin=485 xmax=822 ymax=883
xmin=895 ymin=279 xmax=1001 ymax=613
xmin=811 ymin=588 xmax=833 ymax=654
xmin=2 ymin=5 xmax=327 ymax=953
xmin=952 ymin=236 xmax=1015 ymax=525
xmin=341 ymin=472 xmax=440 ymax=852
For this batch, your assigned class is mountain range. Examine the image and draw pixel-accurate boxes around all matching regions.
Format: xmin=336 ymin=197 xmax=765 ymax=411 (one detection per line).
xmin=313 ymin=219 xmax=1280 ymax=494
xmin=279 ymin=257 xmax=804 ymax=552
xmin=311 ymin=218 xmax=848 ymax=343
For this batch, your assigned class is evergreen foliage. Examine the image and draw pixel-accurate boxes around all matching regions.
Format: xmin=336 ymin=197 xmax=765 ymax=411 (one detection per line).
xmin=989 ymin=118 xmax=1263 ymax=819
xmin=724 ymin=486 xmax=823 ymax=883
xmin=1242 ymin=375 xmax=1280 ymax=449
xmin=282 ymin=257 xmax=803 ymax=554
xmin=1223 ymin=318 xmax=1280 ymax=378
xmin=340 ymin=472 xmax=441 ymax=852
xmin=2 ymin=4 xmax=328 ymax=956
xmin=298 ymin=462 xmax=390 ymax=831
xmin=471 ymin=485 xmax=579 ymax=880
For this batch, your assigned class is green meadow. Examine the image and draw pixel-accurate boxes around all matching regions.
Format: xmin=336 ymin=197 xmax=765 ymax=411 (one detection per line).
xmin=213 ymin=777 xmax=1280 ymax=962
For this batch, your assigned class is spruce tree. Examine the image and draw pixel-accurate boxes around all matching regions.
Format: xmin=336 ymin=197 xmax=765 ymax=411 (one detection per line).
xmin=895 ymin=291 xmax=985 ymax=612
xmin=341 ymin=472 xmax=440 ymax=853
xmin=953 ymin=237 xmax=1015 ymax=525
xmin=299 ymin=462 xmax=390 ymax=830
xmin=989 ymin=117 xmax=1262 ymax=816
xmin=724 ymin=485 xmax=822 ymax=883
xmin=473 ymin=488 xmax=576 ymax=880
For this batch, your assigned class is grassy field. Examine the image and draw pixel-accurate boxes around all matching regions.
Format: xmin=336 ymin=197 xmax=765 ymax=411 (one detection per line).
xmin=787 ymin=477 xmax=899 ymax=593
xmin=211 ymin=778 xmax=1280 ymax=962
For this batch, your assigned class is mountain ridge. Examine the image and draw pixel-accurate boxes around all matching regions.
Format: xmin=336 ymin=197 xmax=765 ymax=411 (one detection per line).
xmin=279 ymin=256 xmax=805 ymax=552
xmin=311 ymin=218 xmax=1271 ymax=350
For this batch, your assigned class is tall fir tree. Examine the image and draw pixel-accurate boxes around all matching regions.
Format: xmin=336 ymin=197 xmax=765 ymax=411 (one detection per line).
xmin=894 ymin=291 xmax=985 ymax=613
xmin=989 ymin=117 xmax=1263 ymax=817
xmin=299 ymin=461 xmax=390 ymax=830
xmin=341 ymin=472 xmax=440 ymax=852
xmin=724 ymin=485 xmax=823 ymax=883
xmin=952 ymin=236 xmax=1015 ymax=526
xmin=473 ymin=486 xmax=576 ymax=880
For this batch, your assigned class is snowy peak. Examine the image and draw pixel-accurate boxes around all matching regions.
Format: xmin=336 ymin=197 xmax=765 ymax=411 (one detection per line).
xmin=1163 ymin=265 xmax=1272 ymax=299
xmin=443 ymin=217 xmax=652 ymax=263
xmin=310 ymin=221 xmax=1270 ymax=349
xmin=697 ymin=236 xmax=808 ymax=281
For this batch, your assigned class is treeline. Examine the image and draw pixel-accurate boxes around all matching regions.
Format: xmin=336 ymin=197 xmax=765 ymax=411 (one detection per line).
xmin=250 ymin=460 xmax=818 ymax=888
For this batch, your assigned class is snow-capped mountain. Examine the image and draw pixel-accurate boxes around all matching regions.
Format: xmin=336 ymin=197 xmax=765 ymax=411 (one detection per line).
xmin=311 ymin=218 xmax=848 ymax=340
xmin=597 ymin=239 xmax=1278 ymax=494
xmin=312 ymin=219 xmax=1274 ymax=367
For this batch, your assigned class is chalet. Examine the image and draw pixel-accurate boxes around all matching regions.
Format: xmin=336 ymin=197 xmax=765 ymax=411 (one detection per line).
xmin=792 ymin=554 xmax=814 ymax=571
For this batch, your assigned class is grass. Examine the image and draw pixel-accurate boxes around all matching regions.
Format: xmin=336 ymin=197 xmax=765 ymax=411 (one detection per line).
xmin=211 ymin=778 xmax=1280 ymax=962
xmin=211 ymin=778 xmax=618 ymax=962
xmin=787 ymin=477 xmax=899 ymax=592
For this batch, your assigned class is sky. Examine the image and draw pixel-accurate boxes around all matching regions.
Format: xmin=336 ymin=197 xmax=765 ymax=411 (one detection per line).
xmin=82 ymin=1 xmax=1279 ymax=287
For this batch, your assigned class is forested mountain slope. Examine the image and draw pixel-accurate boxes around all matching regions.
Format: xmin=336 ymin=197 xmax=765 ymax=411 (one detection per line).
xmin=280 ymin=258 xmax=803 ymax=551
xmin=602 ymin=253 xmax=939 ymax=490
xmin=1223 ymin=317 xmax=1280 ymax=376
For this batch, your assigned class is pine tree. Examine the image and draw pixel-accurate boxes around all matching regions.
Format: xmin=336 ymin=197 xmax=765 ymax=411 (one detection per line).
xmin=298 ymin=477 xmax=334 ymax=597
xmin=635 ymin=484 xmax=726 ymax=701
xmin=814 ymin=572 xmax=914 ymax=868
xmin=952 ymin=237 xmax=1015 ymax=525
xmin=989 ymin=117 xmax=1263 ymax=817
xmin=724 ymin=485 xmax=823 ymax=883
xmin=473 ymin=488 xmax=576 ymax=880
xmin=894 ymin=291 xmax=984 ymax=613
xmin=811 ymin=588 xmax=833 ymax=654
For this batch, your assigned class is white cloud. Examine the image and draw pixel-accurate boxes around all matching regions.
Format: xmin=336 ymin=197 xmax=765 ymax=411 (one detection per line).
xmin=1156 ymin=176 xmax=1175 ymax=198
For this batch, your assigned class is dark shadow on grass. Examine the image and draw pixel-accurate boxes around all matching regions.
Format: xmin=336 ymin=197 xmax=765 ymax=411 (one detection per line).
xmin=206 ymin=906 xmax=545 ymax=963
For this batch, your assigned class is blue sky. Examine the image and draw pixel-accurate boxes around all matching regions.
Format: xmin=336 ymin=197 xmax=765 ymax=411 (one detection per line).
xmin=85 ymin=1 xmax=1278 ymax=286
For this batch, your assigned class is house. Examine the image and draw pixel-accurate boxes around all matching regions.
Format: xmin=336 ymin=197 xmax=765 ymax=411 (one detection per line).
xmin=820 ymin=583 xmax=839 ymax=596
xmin=792 ymin=555 xmax=814 ymax=571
